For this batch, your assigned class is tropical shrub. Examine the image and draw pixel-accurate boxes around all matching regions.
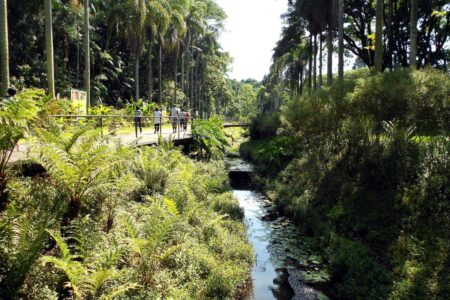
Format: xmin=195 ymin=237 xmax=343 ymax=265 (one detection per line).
xmin=246 ymin=68 xmax=450 ymax=299
xmin=193 ymin=116 xmax=229 ymax=160
xmin=1 ymin=125 xmax=253 ymax=299
xmin=0 ymin=90 xmax=38 ymax=211
xmin=249 ymin=111 xmax=281 ymax=139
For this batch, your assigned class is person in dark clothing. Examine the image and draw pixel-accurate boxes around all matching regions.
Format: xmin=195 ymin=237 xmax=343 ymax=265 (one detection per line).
xmin=134 ymin=107 xmax=143 ymax=137
xmin=4 ymin=87 xmax=16 ymax=100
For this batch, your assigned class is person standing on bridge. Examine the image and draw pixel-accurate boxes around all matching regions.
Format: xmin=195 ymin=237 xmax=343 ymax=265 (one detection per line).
xmin=134 ymin=107 xmax=143 ymax=137
xmin=180 ymin=108 xmax=187 ymax=132
xmin=153 ymin=107 xmax=162 ymax=134
xmin=170 ymin=105 xmax=179 ymax=134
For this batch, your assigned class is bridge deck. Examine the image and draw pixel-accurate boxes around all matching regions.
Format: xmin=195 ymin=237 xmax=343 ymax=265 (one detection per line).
xmin=10 ymin=127 xmax=193 ymax=163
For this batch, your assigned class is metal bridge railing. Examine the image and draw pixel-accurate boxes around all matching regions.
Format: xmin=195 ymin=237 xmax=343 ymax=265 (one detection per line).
xmin=50 ymin=115 xmax=194 ymax=140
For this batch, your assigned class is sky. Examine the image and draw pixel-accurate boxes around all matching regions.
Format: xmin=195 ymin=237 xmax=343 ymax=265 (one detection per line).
xmin=216 ymin=0 xmax=288 ymax=81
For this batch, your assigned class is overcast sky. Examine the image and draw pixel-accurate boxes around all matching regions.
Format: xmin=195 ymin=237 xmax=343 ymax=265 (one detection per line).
xmin=216 ymin=0 xmax=288 ymax=81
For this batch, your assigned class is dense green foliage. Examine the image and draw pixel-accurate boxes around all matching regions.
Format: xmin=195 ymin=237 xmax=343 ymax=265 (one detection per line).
xmin=259 ymin=0 xmax=449 ymax=111
xmin=192 ymin=116 xmax=228 ymax=160
xmin=244 ymin=68 xmax=449 ymax=299
xmin=4 ymin=0 xmax=247 ymax=118
xmin=0 ymin=92 xmax=253 ymax=299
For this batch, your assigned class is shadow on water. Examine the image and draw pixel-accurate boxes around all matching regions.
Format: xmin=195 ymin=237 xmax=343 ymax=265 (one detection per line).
xmin=226 ymin=158 xmax=330 ymax=300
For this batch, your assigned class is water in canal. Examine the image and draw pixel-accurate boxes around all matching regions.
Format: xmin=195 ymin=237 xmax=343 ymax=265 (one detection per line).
xmin=227 ymin=159 xmax=329 ymax=300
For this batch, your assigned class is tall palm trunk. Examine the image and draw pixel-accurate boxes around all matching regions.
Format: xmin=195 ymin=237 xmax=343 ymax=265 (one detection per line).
xmin=135 ymin=53 xmax=140 ymax=101
xmin=338 ymin=0 xmax=344 ymax=79
xmin=327 ymin=25 xmax=333 ymax=85
xmin=319 ymin=32 xmax=323 ymax=88
xmin=84 ymin=0 xmax=91 ymax=108
xmin=147 ymin=39 xmax=153 ymax=102
xmin=76 ymin=21 xmax=80 ymax=87
xmin=180 ymin=45 xmax=184 ymax=98
xmin=174 ymin=41 xmax=179 ymax=105
xmin=387 ymin=0 xmax=394 ymax=70
xmin=299 ymin=66 xmax=304 ymax=95
xmin=0 ymin=0 xmax=9 ymax=96
xmin=190 ymin=55 xmax=194 ymax=109
xmin=410 ymin=0 xmax=418 ymax=68
xmin=308 ymin=34 xmax=313 ymax=93
xmin=313 ymin=34 xmax=317 ymax=90
xmin=158 ymin=42 xmax=162 ymax=104
xmin=45 ymin=0 xmax=55 ymax=98
xmin=374 ymin=0 xmax=384 ymax=72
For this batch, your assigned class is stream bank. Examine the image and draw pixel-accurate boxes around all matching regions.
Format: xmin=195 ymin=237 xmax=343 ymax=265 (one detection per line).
xmin=226 ymin=158 xmax=331 ymax=300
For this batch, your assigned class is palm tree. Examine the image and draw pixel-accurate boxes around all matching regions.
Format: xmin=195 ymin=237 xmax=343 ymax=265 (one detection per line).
xmin=326 ymin=0 xmax=337 ymax=85
xmin=338 ymin=0 xmax=344 ymax=78
xmin=410 ymin=0 xmax=418 ymax=68
xmin=84 ymin=0 xmax=91 ymax=108
xmin=145 ymin=0 xmax=170 ymax=102
xmin=126 ymin=0 xmax=147 ymax=101
xmin=167 ymin=0 xmax=188 ymax=105
xmin=45 ymin=0 xmax=55 ymax=98
xmin=0 ymin=0 xmax=9 ymax=96
xmin=374 ymin=0 xmax=384 ymax=72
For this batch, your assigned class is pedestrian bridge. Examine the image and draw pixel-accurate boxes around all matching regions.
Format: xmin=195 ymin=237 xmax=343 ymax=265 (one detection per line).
xmin=9 ymin=115 xmax=251 ymax=162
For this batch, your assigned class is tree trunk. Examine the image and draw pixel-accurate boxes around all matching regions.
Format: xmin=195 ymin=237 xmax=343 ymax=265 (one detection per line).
xmin=45 ymin=0 xmax=55 ymax=98
xmin=84 ymin=0 xmax=91 ymax=108
xmin=374 ymin=0 xmax=384 ymax=72
xmin=190 ymin=56 xmax=194 ymax=109
xmin=174 ymin=41 xmax=179 ymax=105
xmin=313 ymin=34 xmax=317 ymax=90
xmin=135 ymin=54 xmax=140 ymax=101
xmin=180 ymin=45 xmax=184 ymax=99
xmin=62 ymin=198 xmax=82 ymax=226
xmin=327 ymin=25 xmax=333 ymax=85
xmin=159 ymin=42 xmax=162 ymax=104
xmin=409 ymin=0 xmax=418 ymax=68
xmin=319 ymin=32 xmax=323 ymax=88
xmin=76 ymin=22 xmax=80 ymax=88
xmin=308 ymin=34 xmax=313 ymax=93
xmin=299 ymin=66 xmax=304 ymax=95
xmin=0 ymin=0 xmax=9 ymax=96
xmin=338 ymin=0 xmax=344 ymax=79
xmin=147 ymin=40 xmax=153 ymax=102
xmin=387 ymin=0 xmax=394 ymax=70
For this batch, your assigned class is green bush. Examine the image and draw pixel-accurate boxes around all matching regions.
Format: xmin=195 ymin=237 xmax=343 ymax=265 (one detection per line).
xmin=250 ymin=111 xmax=281 ymax=139
xmin=193 ymin=116 xmax=229 ymax=160
xmin=330 ymin=237 xmax=391 ymax=299
xmin=245 ymin=68 xmax=450 ymax=299
xmin=0 ymin=127 xmax=253 ymax=299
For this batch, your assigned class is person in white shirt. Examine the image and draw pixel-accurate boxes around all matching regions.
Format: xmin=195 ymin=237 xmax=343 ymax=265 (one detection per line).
xmin=170 ymin=105 xmax=179 ymax=133
xmin=153 ymin=107 xmax=162 ymax=134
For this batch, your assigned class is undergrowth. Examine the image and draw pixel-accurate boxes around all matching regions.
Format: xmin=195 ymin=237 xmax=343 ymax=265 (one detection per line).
xmin=244 ymin=68 xmax=449 ymax=299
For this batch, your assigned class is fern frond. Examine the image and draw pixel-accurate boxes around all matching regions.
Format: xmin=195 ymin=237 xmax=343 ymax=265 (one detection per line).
xmin=46 ymin=230 xmax=71 ymax=260
xmin=63 ymin=126 xmax=92 ymax=153
xmin=121 ymin=214 xmax=140 ymax=239
xmin=84 ymin=268 xmax=118 ymax=295
xmin=164 ymin=198 xmax=180 ymax=218
xmin=99 ymin=282 xmax=140 ymax=300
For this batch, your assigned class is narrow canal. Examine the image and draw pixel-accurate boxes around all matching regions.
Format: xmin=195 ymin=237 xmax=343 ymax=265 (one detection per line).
xmin=226 ymin=158 xmax=329 ymax=300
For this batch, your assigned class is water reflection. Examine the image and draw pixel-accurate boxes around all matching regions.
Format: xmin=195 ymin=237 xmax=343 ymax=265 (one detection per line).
xmin=233 ymin=190 xmax=325 ymax=300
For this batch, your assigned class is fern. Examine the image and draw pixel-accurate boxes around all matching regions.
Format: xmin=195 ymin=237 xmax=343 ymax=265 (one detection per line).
xmin=99 ymin=283 xmax=140 ymax=300
xmin=164 ymin=198 xmax=180 ymax=218
xmin=42 ymin=230 xmax=137 ymax=299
